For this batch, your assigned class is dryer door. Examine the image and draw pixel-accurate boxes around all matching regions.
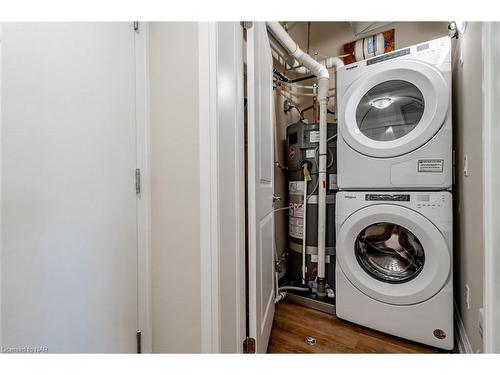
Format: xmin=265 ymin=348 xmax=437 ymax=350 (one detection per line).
xmin=336 ymin=204 xmax=450 ymax=305
xmin=339 ymin=59 xmax=449 ymax=158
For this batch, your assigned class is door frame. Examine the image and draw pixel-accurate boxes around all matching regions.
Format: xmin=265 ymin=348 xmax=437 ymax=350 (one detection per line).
xmin=0 ymin=22 xmax=152 ymax=353
xmin=199 ymin=21 xmax=221 ymax=353
xmin=0 ymin=23 xmax=3 ymax=347
xmin=134 ymin=21 xmax=152 ymax=354
xmin=482 ymin=21 xmax=500 ymax=353
xmin=198 ymin=22 xmax=246 ymax=353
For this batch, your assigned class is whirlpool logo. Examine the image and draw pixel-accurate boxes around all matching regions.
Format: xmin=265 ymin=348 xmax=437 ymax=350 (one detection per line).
xmin=344 ymin=195 xmax=357 ymax=199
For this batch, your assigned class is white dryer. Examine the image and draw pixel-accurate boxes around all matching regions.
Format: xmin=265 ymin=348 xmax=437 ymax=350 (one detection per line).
xmin=335 ymin=191 xmax=453 ymax=349
xmin=337 ymin=37 xmax=452 ymax=190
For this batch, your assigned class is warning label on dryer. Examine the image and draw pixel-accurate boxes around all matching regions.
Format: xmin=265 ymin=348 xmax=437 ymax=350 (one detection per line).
xmin=418 ymin=159 xmax=444 ymax=173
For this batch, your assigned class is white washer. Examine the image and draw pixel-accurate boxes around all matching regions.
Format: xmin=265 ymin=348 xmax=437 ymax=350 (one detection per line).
xmin=337 ymin=37 xmax=452 ymax=190
xmin=335 ymin=191 xmax=453 ymax=349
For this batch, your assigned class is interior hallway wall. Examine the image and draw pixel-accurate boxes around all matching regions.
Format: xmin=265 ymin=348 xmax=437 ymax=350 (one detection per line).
xmin=149 ymin=22 xmax=202 ymax=353
xmin=452 ymin=22 xmax=484 ymax=353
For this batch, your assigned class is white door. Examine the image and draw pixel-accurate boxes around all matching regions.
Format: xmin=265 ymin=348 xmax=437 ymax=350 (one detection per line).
xmin=1 ymin=23 xmax=138 ymax=353
xmin=246 ymin=22 xmax=275 ymax=353
xmin=339 ymin=60 xmax=449 ymax=158
xmin=336 ymin=204 xmax=451 ymax=305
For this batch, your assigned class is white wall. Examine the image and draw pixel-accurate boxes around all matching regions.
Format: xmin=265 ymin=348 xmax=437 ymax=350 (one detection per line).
xmin=483 ymin=21 xmax=500 ymax=353
xmin=273 ymin=85 xmax=300 ymax=272
xmin=150 ymin=22 xmax=247 ymax=354
xmin=452 ymin=22 xmax=484 ymax=353
xmin=149 ymin=22 xmax=202 ymax=353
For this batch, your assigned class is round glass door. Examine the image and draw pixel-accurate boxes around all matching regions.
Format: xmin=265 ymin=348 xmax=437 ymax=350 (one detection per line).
xmin=339 ymin=59 xmax=450 ymax=158
xmin=355 ymin=80 xmax=425 ymax=142
xmin=355 ymin=222 xmax=425 ymax=283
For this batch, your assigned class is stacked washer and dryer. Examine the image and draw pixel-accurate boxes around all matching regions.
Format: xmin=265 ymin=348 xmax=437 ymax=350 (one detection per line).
xmin=335 ymin=37 xmax=454 ymax=349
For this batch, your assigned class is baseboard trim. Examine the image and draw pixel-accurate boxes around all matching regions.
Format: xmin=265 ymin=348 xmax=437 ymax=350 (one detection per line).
xmin=454 ymin=302 xmax=473 ymax=353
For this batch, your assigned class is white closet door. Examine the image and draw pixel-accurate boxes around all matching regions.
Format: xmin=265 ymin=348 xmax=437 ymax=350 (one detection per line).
xmin=1 ymin=23 xmax=138 ymax=353
xmin=246 ymin=22 xmax=275 ymax=353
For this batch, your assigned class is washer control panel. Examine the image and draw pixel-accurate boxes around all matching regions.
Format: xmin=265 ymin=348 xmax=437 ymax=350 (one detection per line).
xmin=363 ymin=192 xmax=448 ymax=209
xmin=339 ymin=191 xmax=452 ymax=223
xmin=415 ymin=193 xmax=447 ymax=209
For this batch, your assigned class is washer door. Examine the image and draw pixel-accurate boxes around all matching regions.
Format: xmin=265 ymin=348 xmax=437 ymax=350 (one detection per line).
xmin=339 ymin=59 xmax=449 ymax=158
xmin=337 ymin=204 xmax=450 ymax=305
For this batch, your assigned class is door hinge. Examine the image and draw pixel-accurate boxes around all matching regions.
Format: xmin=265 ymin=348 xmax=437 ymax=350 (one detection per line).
xmin=135 ymin=168 xmax=141 ymax=194
xmin=243 ymin=337 xmax=256 ymax=354
xmin=136 ymin=330 xmax=142 ymax=353
xmin=133 ymin=21 xmax=139 ymax=32
xmin=241 ymin=21 xmax=253 ymax=30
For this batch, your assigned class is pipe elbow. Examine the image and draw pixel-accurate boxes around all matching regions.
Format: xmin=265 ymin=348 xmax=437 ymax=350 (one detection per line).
xmin=317 ymin=64 xmax=329 ymax=79
xmin=324 ymin=56 xmax=345 ymax=70
xmin=299 ymin=52 xmax=329 ymax=79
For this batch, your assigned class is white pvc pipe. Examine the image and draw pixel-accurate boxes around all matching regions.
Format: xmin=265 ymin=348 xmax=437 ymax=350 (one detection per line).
xmin=302 ymin=173 xmax=308 ymax=285
xmin=266 ymin=22 xmax=328 ymax=79
xmin=269 ymin=33 xmax=297 ymax=69
xmin=291 ymin=56 xmax=345 ymax=75
xmin=278 ymin=286 xmax=309 ymax=292
xmin=316 ymin=97 xmax=327 ymax=291
xmin=275 ymin=268 xmax=280 ymax=299
xmin=266 ymin=22 xmax=344 ymax=296
xmin=269 ymin=36 xmax=345 ymax=75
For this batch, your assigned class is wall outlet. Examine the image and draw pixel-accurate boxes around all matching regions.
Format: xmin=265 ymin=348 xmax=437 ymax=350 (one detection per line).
xmin=465 ymin=284 xmax=470 ymax=310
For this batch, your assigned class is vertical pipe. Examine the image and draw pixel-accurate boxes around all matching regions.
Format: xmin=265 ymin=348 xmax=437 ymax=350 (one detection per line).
xmin=302 ymin=174 xmax=308 ymax=284
xmin=316 ymin=93 xmax=328 ymax=294
xmin=265 ymin=22 xmax=343 ymax=297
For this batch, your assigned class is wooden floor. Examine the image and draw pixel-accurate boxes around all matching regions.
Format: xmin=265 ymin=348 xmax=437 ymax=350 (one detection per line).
xmin=267 ymin=301 xmax=452 ymax=353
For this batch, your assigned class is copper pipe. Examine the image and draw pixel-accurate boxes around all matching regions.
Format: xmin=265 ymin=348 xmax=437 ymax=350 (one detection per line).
xmin=312 ymin=96 xmax=318 ymax=123
xmin=300 ymin=98 xmax=319 ymax=122
xmin=300 ymin=105 xmax=314 ymax=119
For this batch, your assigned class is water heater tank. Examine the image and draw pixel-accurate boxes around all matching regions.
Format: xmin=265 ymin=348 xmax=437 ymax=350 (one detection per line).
xmin=286 ymin=121 xmax=337 ymax=288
